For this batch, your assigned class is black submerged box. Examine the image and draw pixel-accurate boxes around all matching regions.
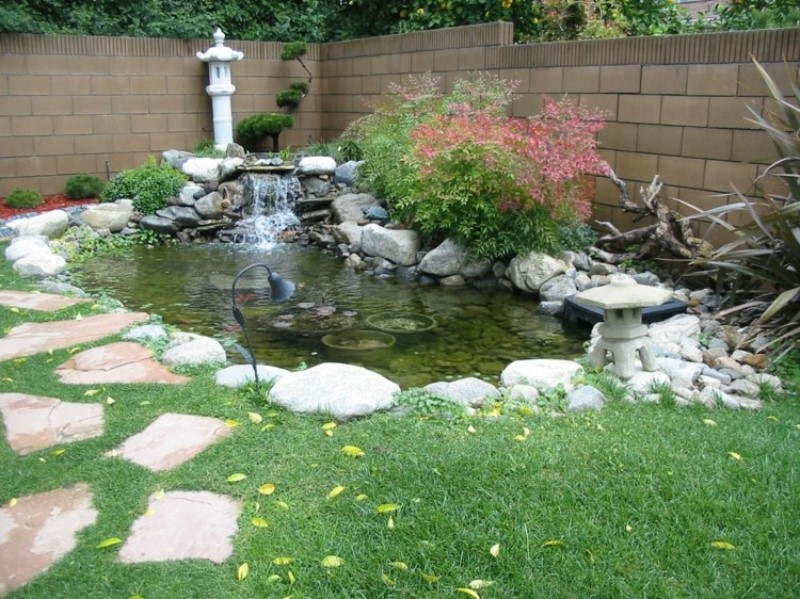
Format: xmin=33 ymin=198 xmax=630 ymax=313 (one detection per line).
xmin=562 ymin=295 xmax=689 ymax=328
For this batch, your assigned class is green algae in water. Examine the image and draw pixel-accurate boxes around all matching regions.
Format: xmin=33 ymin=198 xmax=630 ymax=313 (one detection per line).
xmin=72 ymin=244 xmax=587 ymax=387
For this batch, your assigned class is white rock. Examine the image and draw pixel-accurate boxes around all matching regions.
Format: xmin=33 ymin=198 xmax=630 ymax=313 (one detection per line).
xmin=626 ymin=370 xmax=671 ymax=396
xmin=656 ymin=357 xmax=703 ymax=386
xmin=566 ymin=386 xmax=605 ymax=412
xmin=180 ymin=157 xmax=222 ymax=183
xmin=161 ymin=333 xmax=226 ymax=367
xmin=647 ymin=314 xmax=701 ymax=346
xmin=500 ymin=359 xmax=583 ymax=391
xmin=4 ymin=236 xmax=51 ymax=262
xmin=418 ymin=239 xmax=465 ymax=277
xmin=269 ymin=363 xmax=400 ymax=419
xmin=507 ymin=384 xmax=540 ymax=403
xmin=81 ymin=203 xmax=133 ymax=233
xmin=9 ymin=210 xmax=69 ymax=239
xmin=336 ymin=221 xmax=363 ymax=245
xmin=123 ymin=324 xmax=168 ymax=342
xmin=360 ymin=224 xmax=420 ymax=266
xmin=13 ymin=252 xmax=66 ymax=278
xmin=297 ymin=156 xmax=337 ymax=177
xmin=215 ymin=364 xmax=290 ymax=388
xmin=507 ymin=251 xmax=568 ymax=293
xmin=747 ymin=372 xmax=783 ymax=393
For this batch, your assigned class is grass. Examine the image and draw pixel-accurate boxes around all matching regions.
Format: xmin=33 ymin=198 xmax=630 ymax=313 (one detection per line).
xmin=1 ymin=261 xmax=800 ymax=598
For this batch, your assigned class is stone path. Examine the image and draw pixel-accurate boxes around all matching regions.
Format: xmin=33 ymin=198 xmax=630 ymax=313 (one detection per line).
xmin=0 ymin=291 xmax=240 ymax=597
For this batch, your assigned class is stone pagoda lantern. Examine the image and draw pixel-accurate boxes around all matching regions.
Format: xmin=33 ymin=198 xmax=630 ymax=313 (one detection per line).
xmin=197 ymin=28 xmax=244 ymax=150
xmin=573 ymin=274 xmax=672 ymax=379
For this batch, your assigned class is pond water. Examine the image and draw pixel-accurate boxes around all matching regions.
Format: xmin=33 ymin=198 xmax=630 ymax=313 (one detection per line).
xmin=73 ymin=244 xmax=587 ymax=387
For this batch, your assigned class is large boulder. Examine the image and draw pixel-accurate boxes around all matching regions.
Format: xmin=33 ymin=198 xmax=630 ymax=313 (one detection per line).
xmin=269 ymin=362 xmax=400 ymax=419
xmin=335 ymin=160 xmax=363 ymax=186
xmin=500 ymin=359 xmax=583 ymax=391
xmin=139 ymin=214 xmax=179 ymax=234
xmin=507 ymin=251 xmax=568 ymax=293
xmin=214 ymin=364 xmax=290 ymax=388
xmin=81 ymin=202 xmax=133 ymax=233
xmin=331 ymin=193 xmax=381 ymax=223
xmin=423 ymin=377 xmax=499 ymax=407
xmin=335 ymin=221 xmax=363 ymax=245
xmin=360 ymin=224 xmax=420 ymax=266
xmin=8 ymin=210 xmax=69 ymax=239
xmin=194 ymin=192 xmax=228 ymax=219
xmin=155 ymin=206 xmax=201 ymax=229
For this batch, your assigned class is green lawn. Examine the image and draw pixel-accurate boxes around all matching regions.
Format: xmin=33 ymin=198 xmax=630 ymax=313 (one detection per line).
xmin=1 ymin=263 xmax=799 ymax=598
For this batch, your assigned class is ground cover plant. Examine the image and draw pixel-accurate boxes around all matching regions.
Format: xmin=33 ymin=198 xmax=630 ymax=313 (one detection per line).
xmin=1 ymin=257 xmax=799 ymax=597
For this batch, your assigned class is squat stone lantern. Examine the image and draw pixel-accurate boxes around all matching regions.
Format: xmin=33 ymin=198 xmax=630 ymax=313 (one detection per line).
xmin=573 ymin=274 xmax=672 ymax=379
xmin=197 ymin=28 xmax=244 ymax=150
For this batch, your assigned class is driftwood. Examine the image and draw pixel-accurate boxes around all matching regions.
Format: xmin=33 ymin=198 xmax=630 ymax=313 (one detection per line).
xmin=589 ymin=168 xmax=712 ymax=265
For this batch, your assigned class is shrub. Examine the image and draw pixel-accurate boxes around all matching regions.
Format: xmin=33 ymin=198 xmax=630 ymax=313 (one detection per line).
xmin=351 ymin=73 xmax=608 ymax=261
xmin=102 ymin=156 xmax=187 ymax=215
xmin=4 ymin=188 xmax=43 ymax=209
xmin=64 ymin=174 xmax=105 ymax=199
xmin=336 ymin=139 xmax=363 ymax=162
xmin=236 ymin=113 xmax=294 ymax=152
xmin=276 ymin=89 xmax=304 ymax=110
xmin=191 ymin=138 xmax=225 ymax=158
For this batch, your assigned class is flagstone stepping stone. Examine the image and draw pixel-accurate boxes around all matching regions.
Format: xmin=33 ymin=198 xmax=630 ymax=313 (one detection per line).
xmin=0 ymin=483 xmax=98 ymax=597
xmin=0 ymin=290 xmax=86 ymax=312
xmin=56 ymin=342 xmax=190 ymax=385
xmin=0 ymin=393 xmax=104 ymax=455
xmin=118 ymin=490 xmax=240 ymax=564
xmin=108 ymin=413 xmax=233 ymax=472
xmin=0 ymin=312 xmax=148 ymax=362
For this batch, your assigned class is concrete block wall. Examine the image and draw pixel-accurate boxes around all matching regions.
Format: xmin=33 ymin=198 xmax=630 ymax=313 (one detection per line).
xmin=2 ymin=24 xmax=798 ymax=237
xmin=0 ymin=34 xmax=320 ymax=196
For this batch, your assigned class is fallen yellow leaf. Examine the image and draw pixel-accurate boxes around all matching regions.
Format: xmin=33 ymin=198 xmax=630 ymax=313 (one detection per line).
xmin=321 ymin=421 xmax=337 ymax=431
xmin=382 ymin=573 xmax=396 ymax=586
xmin=542 ymin=539 xmax=564 ymax=548
xmin=258 ymin=483 xmax=276 ymax=495
xmin=225 ymin=419 xmax=241 ymax=427
xmin=489 ymin=543 xmax=501 ymax=558
xmin=52 ymin=448 xmax=65 ymax=456
xmin=355 ymin=494 xmax=369 ymax=502
xmin=275 ymin=501 xmax=289 ymax=510
xmin=469 ymin=580 xmax=495 ymax=590
xmin=711 ymin=541 xmax=736 ymax=550
xmin=226 ymin=473 xmax=247 ymax=483
xmin=389 ymin=561 xmax=408 ymax=571
xmin=84 ymin=389 xmax=100 ymax=397
xmin=321 ymin=555 xmax=344 ymax=568
xmin=703 ymin=418 xmax=717 ymax=427
xmin=144 ymin=507 xmax=156 ymax=517
xmin=261 ymin=423 xmax=276 ymax=432
xmin=767 ymin=415 xmax=778 ymax=421
xmin=376 ymin=503 xmax=399 ymax=514
xmin=728 ymin=452 xmax=742 ymax=461
xmin=287 ymin=569 xmax=296 ymax=584
xmin=106 ymin=397 xmax=115 ymax=405
xmin=421 ymin=573 xmax=440 ymax=583
xmin=237 ymin=562 xmax=249 ymax=581
xmin=139 ymin=401 xmax=152 ymax=406
xmin=273 ymin=556 xmax=294 ymax=565
xmin=8 ymin=498 xmax=17 ymax=508
xmin=96 ymin=537 xmax=123 ymax=549
xmin=325 ymin=430 xmax=334 ymax=437
xmin=341 ymin=445 xmax=365 ymax=457
xmin=456 ymin=587 xmax=481 ymax=599
xmin=467 ymin=425 xmax=477 ymax=434
xmin=0 ymin=377 xmax=12 ymax=383
xmin=251 ymin=517 xmax=268 ymax=528
xmin=328 ymin=485 xmax=346 ymax=499
xmin=387 ymin=515 xmax=395 ymax=529
xmin=153 ymin=488 xmax=165 ymax=500
xmin=267 ymin=574 xmax=281 ymax=583
xmin=247 ymin=412 xmax=263 ymax=424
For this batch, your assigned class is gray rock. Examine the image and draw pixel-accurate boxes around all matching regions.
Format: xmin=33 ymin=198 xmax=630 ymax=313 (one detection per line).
xmin=9 ymin=210 xmax=69 ymax=239
xmin=537 ymin=301 xmax=564 ymax=316
xmin=269 ymin=362 xmax=400 ymax=419
xmin=156 ymin=206 xmax=202 ymax=229
xmin=626 ymin=370 xmax=671 ymax=395
xmin=139 ymin=214 xmax=179 ymax=234
xmin=726 ymin=378 xmax=760 ymax=397
xmin=335 ymin=221 xmax=363 ymax=245
xmin=335 ymin=160 xmax=362 ymax=186
xmin=632 ymin=271 xmax=660 ymax=286
xmin=440 ymin=274 xmax=466 ymax=286
xmin=418 ymin=239 xmax=465 ymax=276
xmin=647 ymin=314 xmax=701 ymax=346
xmin=589 ymin=262 xmax=617 ymax=276
xmin=500 ymin=359 xmax=583 ymax=391
xmin=460 ymin=256 xmax=492 ymax=279
xmin=175 ymin=183 xmax=203 ymax=207
xmin=194 ymin=192 xmax=228 ymax=219
xmin=566 ymin=385 xmax=605 ymax=412
xmin=507 ymin=251 xmax=568 ymax=293
xmin=360 ymin=224 xmax=420 ymax=266
xmin=507 ymin=384 xmax=540 ymax=403
xmin=748 ymin=373 xmax=783 ymax=394
xmin=539 ymin=275 xmax=577 ymax=302
xmin=331 ymin=193 xmax=381 ymax=223
xmin=423 ymin=377 xmax=499 ymax=407
xmin=574 ymin=272 xmax=593 ymax=291
xmin=13 ymin=252 xmax=66 ymax=278
xmin=218 ymin=157 xmax=244 ymax=182
xmin=301 ymin=176 xmax=332 ymax=197
xmin=214 ymin=364 xmax=290 ymax=388
xmin=161 ymin=149 xmax=193 ymax=168
xmin=161 ymin=333 xmax=226 ymax=367
xmin=701 ymin=367 xmax=733 ymax=385
xmin=655 ymin=357 xmax=703 ymax=386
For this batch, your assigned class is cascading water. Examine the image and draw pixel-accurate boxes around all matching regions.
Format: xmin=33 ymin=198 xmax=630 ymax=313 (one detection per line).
xmin=234 ymin=172 xmax=303 ymax=246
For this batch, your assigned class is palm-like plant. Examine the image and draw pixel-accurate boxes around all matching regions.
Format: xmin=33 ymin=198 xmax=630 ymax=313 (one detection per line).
xmin=686 ymin=61 xmax=799 ymax=359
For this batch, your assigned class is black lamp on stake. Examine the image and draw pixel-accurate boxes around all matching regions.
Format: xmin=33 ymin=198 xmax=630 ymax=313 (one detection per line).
xmin=230 ymin=263 xmax=295 ymax=387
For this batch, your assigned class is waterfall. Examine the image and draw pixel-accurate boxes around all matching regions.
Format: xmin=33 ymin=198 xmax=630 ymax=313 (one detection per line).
xmin=235 ymin=172 xmax=302 ymax=246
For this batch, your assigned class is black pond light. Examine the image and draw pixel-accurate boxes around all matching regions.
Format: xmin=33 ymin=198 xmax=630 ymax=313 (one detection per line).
xmin=230 ymin=263 xmax=295 ymax=387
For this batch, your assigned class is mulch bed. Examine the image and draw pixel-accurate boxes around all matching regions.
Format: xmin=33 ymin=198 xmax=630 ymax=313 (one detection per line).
xmin=0 ymin=195 xmax=98 ymax=220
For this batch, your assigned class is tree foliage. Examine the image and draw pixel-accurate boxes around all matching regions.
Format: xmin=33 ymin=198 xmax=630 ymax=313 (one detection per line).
xmin=2 ymin=0 xmax=797 ymax=42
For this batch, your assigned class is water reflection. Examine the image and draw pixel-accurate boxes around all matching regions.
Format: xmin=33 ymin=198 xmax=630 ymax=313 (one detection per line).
xmin=72 ymin=244 xmax=586 ymax=387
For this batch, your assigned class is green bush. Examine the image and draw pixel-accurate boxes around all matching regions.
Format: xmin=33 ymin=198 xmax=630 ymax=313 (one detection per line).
xmin=64 ymin=174 xmax=105 ymax=199
xmin=236 ymin=113 xmax=294 ymax=152
xmin=4 ymin=188 xmax=43 ymax=209
xmin=289 ymin=81 xmax=309 ymax=94
xmin=276 ymin=89 xmax=304 ymax=110
xmin=191 ymin=138 xmax=225 ymax=158
xmin=336 ymin=139 xmax=363 ymax=162
xmin=102 ymin=156 xmax=187 ymax=215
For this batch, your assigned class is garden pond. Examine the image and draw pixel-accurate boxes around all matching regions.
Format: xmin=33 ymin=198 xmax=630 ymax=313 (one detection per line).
xmin=73 ymin=243 xmax=586 ymax=387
